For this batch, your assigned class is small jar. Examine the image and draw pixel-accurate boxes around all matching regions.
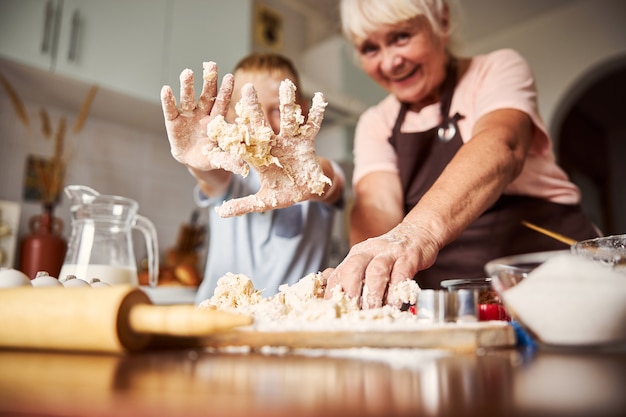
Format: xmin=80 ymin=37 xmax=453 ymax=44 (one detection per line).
xmin=441 ymin=278 xmax=510 ymax=321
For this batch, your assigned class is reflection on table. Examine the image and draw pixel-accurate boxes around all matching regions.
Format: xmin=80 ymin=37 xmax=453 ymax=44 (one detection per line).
xmin=0 ymin=346 xmax=625 ymax=417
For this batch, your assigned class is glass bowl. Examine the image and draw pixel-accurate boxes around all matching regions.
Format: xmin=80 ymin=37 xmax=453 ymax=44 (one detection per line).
xmin=571 ymin=234 xmax=626 ymax=272
xmin=484 ymin=250 xmax=568 ymax=278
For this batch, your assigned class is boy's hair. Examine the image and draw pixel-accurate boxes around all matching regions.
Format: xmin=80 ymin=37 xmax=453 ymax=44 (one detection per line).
xmin=233 ymin=53 xmax=302 ymax=98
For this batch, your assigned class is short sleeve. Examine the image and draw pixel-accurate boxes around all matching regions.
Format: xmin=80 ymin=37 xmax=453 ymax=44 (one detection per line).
xmin=352 ymin=96 xmax=402 ymax=186
xmin=468 ymin=49 xmax=550 ymax=154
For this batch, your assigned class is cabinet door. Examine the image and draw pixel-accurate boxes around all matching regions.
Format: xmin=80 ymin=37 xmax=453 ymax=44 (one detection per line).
xmin=0 ymin=0 xmax=60 ymax=71
xmin=166 ymin=0 xmax=252 ymax=95
xmin=54 ymin=0 xmax=168 ymax=103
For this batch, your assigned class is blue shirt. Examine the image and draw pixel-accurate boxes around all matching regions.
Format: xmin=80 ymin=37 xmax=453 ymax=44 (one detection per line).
xmin=194 ymin=166 xmax=343 ymax=303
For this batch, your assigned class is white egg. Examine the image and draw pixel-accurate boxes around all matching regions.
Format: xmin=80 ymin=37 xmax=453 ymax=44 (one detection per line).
xmin=31 ymin=271 xmax=63 ymax=288
xmin=89 ymin=278 xmax=111 ymax=288
xmin=60 ymin=275 xmax=91 ymax=288
xmin=0 ymin=268 xmax=32 ymax=288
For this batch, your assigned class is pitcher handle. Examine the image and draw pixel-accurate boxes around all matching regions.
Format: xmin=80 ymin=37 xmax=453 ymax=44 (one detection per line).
xmin=134 ymin=215 xmax=159 ymax=288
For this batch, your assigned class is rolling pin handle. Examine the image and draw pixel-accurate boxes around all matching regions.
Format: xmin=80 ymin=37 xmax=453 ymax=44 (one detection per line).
xmin=128 ymin=305 xmax=253 ymax=336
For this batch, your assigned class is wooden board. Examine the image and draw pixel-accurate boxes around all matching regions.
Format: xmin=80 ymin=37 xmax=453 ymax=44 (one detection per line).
xmin=151 ymin=322 xmax=516 ymax=352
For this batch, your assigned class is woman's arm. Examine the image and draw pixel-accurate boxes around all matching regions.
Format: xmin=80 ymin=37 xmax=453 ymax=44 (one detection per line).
xmin=326 ymin=107 xmax=534 ymax=308
xmin=404 ymin=108 xmax=533 ymax=246
xmin=349 ymin=171 xmax=404 ymax=246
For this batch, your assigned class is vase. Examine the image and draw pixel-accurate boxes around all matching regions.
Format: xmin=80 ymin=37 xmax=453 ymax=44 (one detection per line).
xmin=19 ymin=204 xmax=67 ymax=279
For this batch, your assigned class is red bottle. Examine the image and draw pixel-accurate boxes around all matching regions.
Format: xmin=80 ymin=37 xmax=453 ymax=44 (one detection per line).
xmin=20 ymin=204 xmax=67 ymax=279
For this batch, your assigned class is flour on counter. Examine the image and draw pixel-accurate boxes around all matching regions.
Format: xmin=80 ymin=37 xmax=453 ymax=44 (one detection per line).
xmin=293 ymin=347 xmax=451 ymax=370
xmin=251 ymin=346 xmax=452 ymax=371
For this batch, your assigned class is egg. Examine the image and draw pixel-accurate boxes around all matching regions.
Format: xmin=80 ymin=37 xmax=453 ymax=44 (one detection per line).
xmin=31 ymin=271 xmax=63 ymax=288
xmin=60 ymin=275 xmax=91 ymax=288
xmin=0 ymin=268 xmax=32 ymax=288
xmin=89 ymin=278 xmax=111 ymax=288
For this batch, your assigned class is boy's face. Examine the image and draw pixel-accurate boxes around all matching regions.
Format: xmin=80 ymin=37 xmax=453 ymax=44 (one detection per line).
xmin=229 ymin=69 xmax=302 ymax=134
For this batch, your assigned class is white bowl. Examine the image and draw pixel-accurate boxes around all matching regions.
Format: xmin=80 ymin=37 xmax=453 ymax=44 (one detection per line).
xmin=489 ymin=252 xmax=626 ymax=347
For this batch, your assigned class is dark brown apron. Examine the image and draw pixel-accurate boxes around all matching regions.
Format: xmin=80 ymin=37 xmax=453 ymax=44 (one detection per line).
xmin=389 ymin=59 xmax=599 ymax=289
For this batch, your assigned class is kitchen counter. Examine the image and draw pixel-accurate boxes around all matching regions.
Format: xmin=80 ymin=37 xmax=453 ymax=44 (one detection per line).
xmin=1 ymin=344 xmax=625 ymax=417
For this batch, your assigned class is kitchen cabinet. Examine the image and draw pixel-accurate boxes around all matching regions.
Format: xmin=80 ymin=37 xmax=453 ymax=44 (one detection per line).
xmin=0 ymin=0 xmax=253 ymax=105
xmin=165 ymin=0 xmax=252 ymax=95
xmin=0 ymin=0 xmax=169 ymax=102
xmin=0 ymin=0 xmax=58 ymax=70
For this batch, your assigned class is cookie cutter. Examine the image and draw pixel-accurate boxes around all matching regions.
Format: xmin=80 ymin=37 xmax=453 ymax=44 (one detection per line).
xmin=415 ymin=289 xmax=479 ymax=323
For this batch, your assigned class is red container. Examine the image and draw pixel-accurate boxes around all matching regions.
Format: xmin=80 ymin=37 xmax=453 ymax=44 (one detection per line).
xmin=20 ymin=205 xmax=67 ymax=279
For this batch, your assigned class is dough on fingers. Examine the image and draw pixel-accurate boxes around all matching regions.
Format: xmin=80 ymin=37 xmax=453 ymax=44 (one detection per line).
xmin=206 ymin=79 xmax=331 ymax=217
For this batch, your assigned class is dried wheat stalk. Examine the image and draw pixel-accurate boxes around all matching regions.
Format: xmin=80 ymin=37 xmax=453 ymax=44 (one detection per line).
xmin=39 ymin=108 xmax=52 ymax=139
xmin=45 ymin=117 xmax=67 ymax=204
xmin=0 ymin=70 xmax=98 ymax=205
xmin=72 ymin=85 xmax=98 ymax=135
xmin=0 ymin=71 xmax=30 ymax=131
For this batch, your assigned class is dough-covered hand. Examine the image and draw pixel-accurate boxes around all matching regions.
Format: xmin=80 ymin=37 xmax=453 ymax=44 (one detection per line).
xmin=324 ymin=223 xmax=435 ymax=309
xmin=208 ymin=79 xmax=330 ymax=217
xmin=160 ymin=62 xmax=246 ymax=175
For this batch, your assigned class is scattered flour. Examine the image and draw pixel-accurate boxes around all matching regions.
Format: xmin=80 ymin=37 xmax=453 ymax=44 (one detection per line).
xmin=266 ymin=346 xmax=452 ymax=371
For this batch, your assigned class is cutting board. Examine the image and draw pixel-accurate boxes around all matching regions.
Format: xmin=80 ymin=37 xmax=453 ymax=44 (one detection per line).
xmin=151 ymin=321 xmax=516 ymax=352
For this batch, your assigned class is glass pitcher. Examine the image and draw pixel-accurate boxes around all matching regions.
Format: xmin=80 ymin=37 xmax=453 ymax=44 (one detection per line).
xmin=59 ymin=185 xmax=159 ymax=287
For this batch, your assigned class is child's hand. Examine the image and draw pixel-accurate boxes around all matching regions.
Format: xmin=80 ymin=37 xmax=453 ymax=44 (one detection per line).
xmin=160 ymin=62 xmax=247 ymax=176
xmin=208 ymin=79 xmax=330 ymax=217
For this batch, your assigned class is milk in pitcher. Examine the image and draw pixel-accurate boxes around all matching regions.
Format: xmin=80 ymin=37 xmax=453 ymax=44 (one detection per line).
xmin=59 ymin=264 xmax=138 ymax=286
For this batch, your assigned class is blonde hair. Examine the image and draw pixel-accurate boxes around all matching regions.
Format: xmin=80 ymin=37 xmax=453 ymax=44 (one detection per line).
xmin=233 ymin=53 xmax=302 ymax=100
xmin=340 ymin=0 xmax=458 ymax=49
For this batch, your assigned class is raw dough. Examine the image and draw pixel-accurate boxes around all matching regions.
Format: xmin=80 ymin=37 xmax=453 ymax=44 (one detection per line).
xmin=199 ymin=272 xmax=422 ymax=331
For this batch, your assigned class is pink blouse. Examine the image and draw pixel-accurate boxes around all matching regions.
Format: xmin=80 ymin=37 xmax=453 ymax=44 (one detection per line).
xmin=352 ymin=48 xmax=581 ymax=204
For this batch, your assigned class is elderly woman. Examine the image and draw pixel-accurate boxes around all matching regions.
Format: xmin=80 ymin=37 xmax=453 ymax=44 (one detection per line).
xmin=325 ymin=0 xmax=598 ymax=308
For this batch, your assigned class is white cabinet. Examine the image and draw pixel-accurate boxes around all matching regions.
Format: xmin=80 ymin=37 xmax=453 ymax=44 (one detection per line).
xmin=0 ymin=0 xmax=254 ymax=105
xmin=0 ymin=0 xmax=168 ymax=102
xmin=0 ymin=0 xmax=57 ymax=70
xmin=54 ymin=0 xmax=168 ymax=102
xmin=165 ymin=0 xmax=253 ymax=95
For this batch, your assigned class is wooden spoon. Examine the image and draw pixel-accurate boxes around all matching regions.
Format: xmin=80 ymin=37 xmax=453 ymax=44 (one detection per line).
xmin=521 ymin=220 xmax=577 ymax=246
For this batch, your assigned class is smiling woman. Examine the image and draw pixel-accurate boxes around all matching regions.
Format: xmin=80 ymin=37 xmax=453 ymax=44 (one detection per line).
xmin=323 ymin=0 xmax=599 ymax=309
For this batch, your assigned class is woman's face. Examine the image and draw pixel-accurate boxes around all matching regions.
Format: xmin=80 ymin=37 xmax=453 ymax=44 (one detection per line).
xmin=355 ymin=16 xmax=449 ymax=109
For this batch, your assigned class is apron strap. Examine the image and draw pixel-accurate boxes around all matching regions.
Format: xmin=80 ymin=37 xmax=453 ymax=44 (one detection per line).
xmin=390 ymin=57 xmax=464 ymax=144
xmin=437 ymin=58 xmax=465 ymax=142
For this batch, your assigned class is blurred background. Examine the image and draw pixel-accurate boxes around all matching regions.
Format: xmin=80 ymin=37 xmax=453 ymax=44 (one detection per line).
xmin=0 ymin=0 xmax=624 ymax=272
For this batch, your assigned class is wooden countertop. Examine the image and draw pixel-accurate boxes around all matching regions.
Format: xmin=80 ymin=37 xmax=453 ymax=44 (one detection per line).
xmin=1 ymin=346 xmax=625 ymax=417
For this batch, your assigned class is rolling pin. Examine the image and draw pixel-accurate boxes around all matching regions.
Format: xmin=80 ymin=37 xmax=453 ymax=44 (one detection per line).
xmin=0 ymin=285 xmax=252 ymax=353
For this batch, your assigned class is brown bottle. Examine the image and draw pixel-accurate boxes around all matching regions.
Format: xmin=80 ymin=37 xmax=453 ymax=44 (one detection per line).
xmin=20 ymin=204 xmax=67 ymax=279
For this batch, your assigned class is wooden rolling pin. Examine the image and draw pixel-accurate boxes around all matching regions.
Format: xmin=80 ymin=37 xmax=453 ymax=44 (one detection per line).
xmin=0 ymin=285 xmax=252 ymax=353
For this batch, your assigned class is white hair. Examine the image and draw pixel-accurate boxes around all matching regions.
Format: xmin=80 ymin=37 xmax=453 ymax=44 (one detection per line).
xmin=340 ymin=0 xmax=462 ymax=52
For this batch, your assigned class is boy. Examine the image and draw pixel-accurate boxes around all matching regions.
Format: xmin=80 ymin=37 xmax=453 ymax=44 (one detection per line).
xmin=161 ymin=53 xmax=344 ymax=301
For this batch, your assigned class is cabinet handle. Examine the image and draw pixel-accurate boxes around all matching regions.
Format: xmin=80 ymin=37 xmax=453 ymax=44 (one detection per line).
xmin=41 ymin=0 xmax=55 ymax=53
xmin=67 ymin=9 xmax=80 ymax=62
